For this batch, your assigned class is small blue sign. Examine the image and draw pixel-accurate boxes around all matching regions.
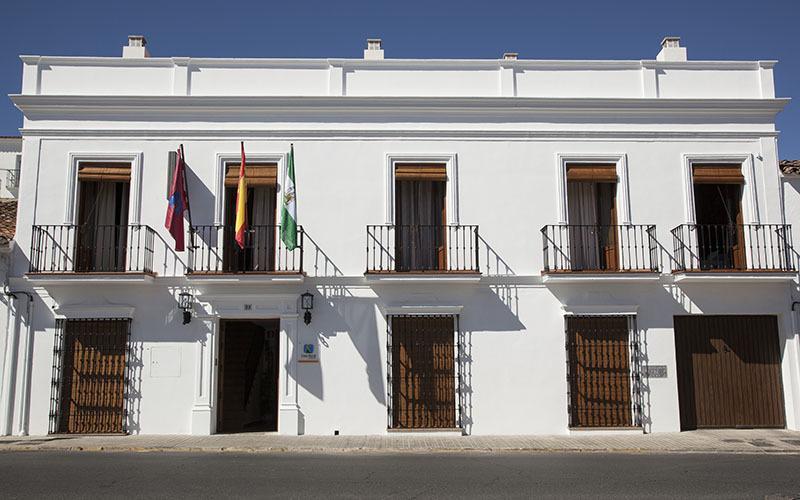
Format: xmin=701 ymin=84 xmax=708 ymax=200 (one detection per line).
xmin=303 ymin=344 xmax=314 ymax=354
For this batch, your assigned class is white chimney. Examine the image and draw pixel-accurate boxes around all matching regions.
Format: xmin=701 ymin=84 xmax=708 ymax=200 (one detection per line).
xmin=364 ymin=38 xmax=384 ymax=60
xmin=657 ymin=36 xmax=686 ymax=62
xmin=502 ymin=52 xmax=518 ymax=61
xmin=123 ymin=35 xmax=150 ymax=58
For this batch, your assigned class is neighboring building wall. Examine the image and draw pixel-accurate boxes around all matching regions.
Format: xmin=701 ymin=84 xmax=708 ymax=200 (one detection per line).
xmin=3 ymin=39 xmax=799 ymax=436
xmin=0 ymin=138 xmax=21 ymax=200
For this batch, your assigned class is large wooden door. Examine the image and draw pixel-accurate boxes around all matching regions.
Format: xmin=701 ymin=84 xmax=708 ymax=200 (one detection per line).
xmin=57 ymin=319 xmax=129 ymax=434
xmin=674 ymin=315 xmax=785 ymax=430
xmin=217 ymin=320 xmax=280 ymax=433
xmin=391 ymin=315 xmax=456 ymax=429
xmin=567 ymin=316 xmax=633 ymax=428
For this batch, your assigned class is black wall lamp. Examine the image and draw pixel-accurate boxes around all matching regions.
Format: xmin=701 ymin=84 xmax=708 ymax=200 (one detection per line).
xmin=301 ymin=291 xmax=314 ymax=325
xmin=178 ymin=291 xmax=193 ymax=325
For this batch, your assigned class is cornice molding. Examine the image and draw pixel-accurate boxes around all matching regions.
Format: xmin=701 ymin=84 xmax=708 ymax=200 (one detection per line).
xmin=18 ymin=54 xmax=774 ymax=71
xmin=17 ymin=128 xmax=780 ymax=140
xmin=10 ymin=95 xmax=790 ymax=123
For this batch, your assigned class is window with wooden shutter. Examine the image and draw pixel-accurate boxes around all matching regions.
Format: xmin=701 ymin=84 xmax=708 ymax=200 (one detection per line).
xmin=692 ymin=164 xmax=744 ymax=184
xmin=395 ymin=163 xmax=447 ymax=182
xmin=566 ymin=164 xmax=617 ymax=183
xmin=224 ymin=163 xmax=278 ymax=187
xmin=78 ymin=162 xmax=131 ymax=183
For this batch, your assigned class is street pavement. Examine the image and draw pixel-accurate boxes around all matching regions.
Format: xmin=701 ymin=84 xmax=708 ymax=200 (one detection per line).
xmin=3 ymin=429 xmax=800 ymax=454
xmin=0 ymin=451 xmax=799 ymax=498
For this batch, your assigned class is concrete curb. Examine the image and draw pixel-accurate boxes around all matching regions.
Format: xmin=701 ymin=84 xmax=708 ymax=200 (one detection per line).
xmin=2 ymin=445 xmax=800 ymax=455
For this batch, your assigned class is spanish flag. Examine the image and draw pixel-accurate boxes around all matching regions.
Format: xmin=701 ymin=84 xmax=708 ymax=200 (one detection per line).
xmin=234 ymin=141 xmax=247 ymax=249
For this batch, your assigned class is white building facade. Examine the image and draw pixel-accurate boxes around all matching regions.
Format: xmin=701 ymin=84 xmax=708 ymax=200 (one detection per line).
xmin=1 ymin=36 xmax=798 ymax=436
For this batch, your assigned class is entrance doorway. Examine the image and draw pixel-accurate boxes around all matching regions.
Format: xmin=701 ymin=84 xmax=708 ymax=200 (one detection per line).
xmin=217 ymin=319 xmax=280 ymax=433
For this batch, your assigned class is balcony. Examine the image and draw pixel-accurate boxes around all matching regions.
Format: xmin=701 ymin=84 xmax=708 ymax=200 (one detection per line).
xmin=366 ymin=224 xmax=480 ymax=275
xmin=29 ymin=224 xmax=155 ymax=275
xmin=671 ymin=224 xmax=794 ymax=274
xmin=188 ymin=224 xmax=304 ymax=276
xmin=541 ymin=224 xmax=659 ymax=276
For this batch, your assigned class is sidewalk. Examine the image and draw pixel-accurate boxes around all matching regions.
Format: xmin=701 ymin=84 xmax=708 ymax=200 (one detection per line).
xmin=2 ymin=429 xmax=800 ymax=454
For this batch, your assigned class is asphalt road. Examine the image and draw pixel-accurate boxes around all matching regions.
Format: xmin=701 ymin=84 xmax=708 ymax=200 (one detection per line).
xmin=0 ymin=451 xmax=798 ymax=499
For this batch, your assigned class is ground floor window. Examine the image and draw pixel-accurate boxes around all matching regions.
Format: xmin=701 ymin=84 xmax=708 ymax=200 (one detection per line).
xmin=565 ymin=315 xmax=642 ymax=428
xmin=387 ymin=315 xmax=461 ymax=429
xmin=49 ymin=318 xmax=131 ymax=434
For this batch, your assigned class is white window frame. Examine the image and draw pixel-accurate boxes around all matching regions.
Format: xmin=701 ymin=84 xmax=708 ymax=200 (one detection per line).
xmin=384 ymin=153 xmax=459 ymax=225
xmin=214 ymin=151 xmax=287 ymax=225
xmin=555 ymin=153 xmax=631 ymax=225
xmin=681 ymin=154 xmax=759 ymax=224
xmin=64 ymin=152 xmax=143 ymax=224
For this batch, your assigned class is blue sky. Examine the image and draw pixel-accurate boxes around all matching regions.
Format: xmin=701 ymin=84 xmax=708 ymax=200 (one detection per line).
xmin=1 ymin=0 xmax=798 ymax=158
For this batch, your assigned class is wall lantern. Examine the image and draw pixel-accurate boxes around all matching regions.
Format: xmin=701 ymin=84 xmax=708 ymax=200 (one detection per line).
xmin=178 ymin=292 xmax=193 ymax=325
xmin=301 ymin=291 xmax=314 ymax=325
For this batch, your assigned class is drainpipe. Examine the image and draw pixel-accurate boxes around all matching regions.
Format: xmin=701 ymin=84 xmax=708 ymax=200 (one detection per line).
xmin=3 ymin=285 xmax=34 ymax=436
xmin=0 ymin=289 xmax=17 ymax=436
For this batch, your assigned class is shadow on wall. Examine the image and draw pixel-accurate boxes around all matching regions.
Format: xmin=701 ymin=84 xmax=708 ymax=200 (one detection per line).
xmin=163 ymin=164 xmax=215 ymax=276
xmin=304 ymin=232 xmax=344 ymax=278
xmin=302 ymin=287 xmax=384 ymax=406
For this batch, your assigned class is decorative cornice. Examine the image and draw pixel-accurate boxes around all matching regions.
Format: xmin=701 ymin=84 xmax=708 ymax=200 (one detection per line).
xmin=17 ymin=128 xmax=780 ymax=140
xmin=10 ymin=95 xmax=790 ymax=125
xmin=18 ymin=54 xmax=774 ymax=71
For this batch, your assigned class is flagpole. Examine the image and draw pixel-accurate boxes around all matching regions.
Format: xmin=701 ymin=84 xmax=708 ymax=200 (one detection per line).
xmin=179 ymin=144 xmax=195 ymax=250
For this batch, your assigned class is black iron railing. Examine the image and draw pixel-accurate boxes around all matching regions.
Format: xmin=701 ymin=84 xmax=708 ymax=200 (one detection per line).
xmin=366 ymin=224 xmax=480 ymax=273
xmin=672 ymin=223 xmax=794 ymax=272
xmin=542 ymin=224 xmax=658 ymax=273
xmin=30 ymin=224 xmax=155 ymax=274
xmin=188 ymin=224 xmax=304 ymax=274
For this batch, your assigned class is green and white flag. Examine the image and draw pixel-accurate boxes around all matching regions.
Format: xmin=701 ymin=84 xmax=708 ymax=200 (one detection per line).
xmin=281 ymin=144 xmax=298 ymax=250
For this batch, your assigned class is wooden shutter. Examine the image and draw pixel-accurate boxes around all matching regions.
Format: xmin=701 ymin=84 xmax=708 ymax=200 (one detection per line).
xmin=567 ymin=316 xmax=633 ymax=428
xmin=391 ymin=315 xmax=456 ymax=429
xmin=224 ymin=163 xmax=278 ymax=187
xmin=566 ymin=164 xmax=617 ymax=182
xmin=692 ymin=164 xmax=744 ymax=184
xmin=395 ymin=163 xmax=447 ymax=182
xmin=78 ymin=162 xmax=131 ymax=182
xmin=57 ymin=319 xmax=129 ymax=434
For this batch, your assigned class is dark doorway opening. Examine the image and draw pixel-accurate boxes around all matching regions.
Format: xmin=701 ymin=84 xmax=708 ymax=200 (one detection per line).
xmin=692 ymin=170 xmax=746 ymax=270
xmin=217 ymin=319 xmax=280 ymax=433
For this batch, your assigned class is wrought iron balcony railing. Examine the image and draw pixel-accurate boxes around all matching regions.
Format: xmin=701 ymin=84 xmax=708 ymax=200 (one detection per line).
xmin=366 ymin=224 xmax=480 ymax=273
xmin=671 ymin=223 xmax=794 ymax=272
xmin=542 ymin=224 xmax=659 ymax=273
xmin=188 ymin=224 xmax=304 ymax=274
xmin=30 ymin=224 xmax=155 ymax=274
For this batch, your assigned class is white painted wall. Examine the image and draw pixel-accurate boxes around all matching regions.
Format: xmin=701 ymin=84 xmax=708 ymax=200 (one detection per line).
xmin=2 ymin=52 xmax=798 ymax=437
xmin=0 ymin=138 xmax=21 ymax=200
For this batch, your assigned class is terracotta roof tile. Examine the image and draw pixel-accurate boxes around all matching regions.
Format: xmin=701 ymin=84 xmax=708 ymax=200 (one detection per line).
xmin=781 ymin=160 xmax=800 ymax=176
xmin=0 ymin=200 xmax=17 ymax=240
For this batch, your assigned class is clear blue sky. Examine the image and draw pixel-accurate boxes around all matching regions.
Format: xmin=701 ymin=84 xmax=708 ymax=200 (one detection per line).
xmin=1 ymin=0 xmax=798 ymax=158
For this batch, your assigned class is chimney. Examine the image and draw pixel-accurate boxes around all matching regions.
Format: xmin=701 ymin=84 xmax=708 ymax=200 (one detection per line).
xmin=123 ymin=35 xmax=150 ymax=58
xmin=656 ymin=36 xmax=686 ymax=62
xmin=364 ymin=38 xmax=384 ymax=60
xmin=502 ymin=52 xmax=518 ymax=61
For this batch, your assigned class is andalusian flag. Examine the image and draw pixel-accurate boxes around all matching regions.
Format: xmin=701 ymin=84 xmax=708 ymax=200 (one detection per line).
xmin=281 ymin=145 xmax=298 ymax=250
xmin=234 ymin=141 xmax=247 ymax=249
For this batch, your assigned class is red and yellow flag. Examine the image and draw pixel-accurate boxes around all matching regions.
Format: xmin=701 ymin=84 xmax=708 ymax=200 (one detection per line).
xmin=234 ymin=141 xmax=247 ymax=249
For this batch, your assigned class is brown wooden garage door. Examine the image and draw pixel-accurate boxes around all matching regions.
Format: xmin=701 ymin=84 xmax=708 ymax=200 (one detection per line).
xmin=390 ymin=315 xmax=456 ymax=429
xmin=55 ymin=319 xmax=129 ymax=434
xmin=674 ymin=315 xmax=785 ymax=430
xmin=567 ymin=316 xmax=634 ymax=428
